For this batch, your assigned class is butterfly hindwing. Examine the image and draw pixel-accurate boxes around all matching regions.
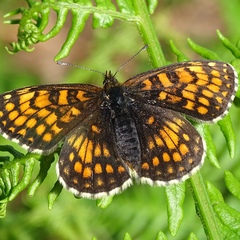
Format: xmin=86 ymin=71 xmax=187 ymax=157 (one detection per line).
xmin=57 ymin=108 xmax=132 ymax=199
xmin=129 ymin=101 xmax=205 ymax=185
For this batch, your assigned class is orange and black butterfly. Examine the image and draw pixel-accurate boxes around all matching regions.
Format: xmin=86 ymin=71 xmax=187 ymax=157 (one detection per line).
xmin=0 ymin=60 xmax=238 ymax=198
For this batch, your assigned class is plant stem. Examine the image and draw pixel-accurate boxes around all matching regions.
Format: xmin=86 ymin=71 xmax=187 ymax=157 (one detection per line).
xmin=132 ymin=0 xmax=166 ymax=67
xmin=189 ymin=172 xmax=222 ymax=239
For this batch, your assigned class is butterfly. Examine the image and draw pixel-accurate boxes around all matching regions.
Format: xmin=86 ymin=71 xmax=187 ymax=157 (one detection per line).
xmin=0 ymin=60 xmax=237 ymax=198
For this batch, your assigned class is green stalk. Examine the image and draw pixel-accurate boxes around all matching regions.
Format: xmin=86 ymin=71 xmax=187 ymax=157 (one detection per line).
xmin=189 ymin=172 xmax=222 ymax=239
xmin=132 ymin=0 xmax=166 ymax=67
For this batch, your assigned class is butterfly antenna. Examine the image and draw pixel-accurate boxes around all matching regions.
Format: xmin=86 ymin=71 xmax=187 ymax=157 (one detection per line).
xmin=113 ymin=44 xmax=148 ymax=77
xmin=56 ymin=61 xmax=106 ymax=77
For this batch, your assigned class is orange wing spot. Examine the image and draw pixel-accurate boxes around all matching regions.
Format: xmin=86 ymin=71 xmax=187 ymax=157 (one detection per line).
xmin=51 ymin=123 xmax=62 ymax=134
xmin=94 ymin=143 xmax=101 ymax=157
xmin=154 ymin=134 xmax=164 ymax=147
xmin=163 ymin=125 xmax=179 ymax=145
xmin=226 ymin=83 xmax=231 ymax=89
xmin=193 ymin=145 xmax=200 ymax=154
xmin=184 ymin=84 xmax=198 ymax=93
xmin=152 ymin=156 xmax=160 ymax=166
xmin=74 ymin=161 xmax=82 ymax=173
xmin=158 ymin=73 xmax=174 ymax=87
xmin=162 ymin=152 xmax=170 ymax=162
xmin=160 ymin=130 xmax=175 ymax=149
xmin=67 ymin=134 xmax=77 ymax=145
xmin=19 ymin=101 xmax=30 ymax=113
xmin=27 ymin=137 xmax=34 ymax=143
xmin=73 ymin=178 xmax=79 ymax=184
xmin=17 ymin=128 xmax=27 ymax=137
xmin=77 ymin=91 xmax=90 ymax=101
xmin=106 ymin=164 xmax=114 ymax=173
xmin=36 ymin=124 xmax=46 ymax=135
xmin=58 ymin=90 xmax=69 ymax=105
xmin=188 ymin=158 xmax=194 ymax=164
xmin=0 ymin=111 xmax=3 ymax=118
xmin=182 ymin=90 xmax=195 ymax=101
xmin=25 ymin=108 xmax=37 ymax=115
xmin=167 ymin=121 xmax=180 ymax=133
xmin=179 ymin=144 xmax=189 ymax=155
xmin=94 ymin=163 xmax=103 ymax=174
xmin=9 ymin=110 xmax=19 ymax=121
xmin=167 ymin=94 xmax=182 ymax=104
xmin=83 ymin=167 xmax=92 ymax=178
xmin=63 ymin=166 xmax=70 ymax=175
xmin=158 ymin=91 xmax=167 ymax=100
xmin=34 ymin=94 xmax=52 ymax=108
xmin=176 ymin=68 xmax=194 ymax=83
xmin=9 ymin=126 xmax=15 ymax=133
xmin=196 ymin=73 xmax=208 ymax=82
xmin=118 ymin=165 xmax=126 ymax=174
xmin=97 ymin=179 xmax=104 ymax=186
xmin=142 ymin=79 xmax=152 ymax=90
xmin=5 ymin=102 xmax=15 ymax=112
xmin=196 ymin=79 xmax=208 ymax=86
xmin=183 ymin=100 xmax=194 ymax=111
xmin=221 ymin=91 xmax=228 ymax=97
xmin=92 ymin=125 xmax=101 ymax=134
xmin=147 ymin=116 xmax=154 ymax=125
xmin=71 ymin=107 xmax=81 ymax=116
xmin=84 ymin=183 xmax=91 ymax=188
xmin=174 ymin=118 xmax=184 ymax=127
xmin=60 ymin=107 xmax=81 ymax=123
xmin=73 ymin=135 xmax=84 ymax=151
xmin=212 ymin=78 xmax=222 ymax=86
xmin=197 ymin=106 xmax=208 ymax=115
xmin=37 ymin=108 xmax=51 ymax=118
xmin=168 ymin=166 xmax=173 ymax=174
xmin=198 ymin=97 xmax=210 ymax=106
xmin=202 ymin=89 xmax=213 ymax=98
xmin=45 ymin=113 xmax=58 ymax=125
xmin=173 ymin=152 xmax=182 ymax=162
xmin=14 ymin=116 xmax=27 ymax=126
xmin=79 ymin=138 xmax=88 ymax=161
xmin=103 ymin=144 xmax=110 ymax=157
xmin=142 ymin=162 xmax=149 ymax=170
xmin=211 ymin=70 xmax=220 ymax=77
xmin=43 ymin=132 xmax=52 ymax=142
xmin=148 ymin=139 xmax=155 ymax=149
xmin=207 ymin=84 xmax=220 ymax=93
xmin=19 ymin=91 xmax=34 ymax=104
xmin=2 ymin=120 xmax=6 ymax=126
xmin=216 ymin=97 xmax=223 ymax=104
xmin=85 ymin=140 xmax=93 ymax=163
xmin=69 ymin=152 xmax=75 ymax=161
xmin=179 ymin=166 xmax=185 ymax=172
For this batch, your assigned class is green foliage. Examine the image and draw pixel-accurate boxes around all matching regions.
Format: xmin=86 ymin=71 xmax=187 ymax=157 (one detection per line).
xmin=1 ymin=0 xmax=240 ymax=239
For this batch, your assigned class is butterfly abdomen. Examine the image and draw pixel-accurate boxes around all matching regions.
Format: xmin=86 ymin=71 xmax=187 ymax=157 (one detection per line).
xmin=106 ymin=85 xmax=141 ymax=170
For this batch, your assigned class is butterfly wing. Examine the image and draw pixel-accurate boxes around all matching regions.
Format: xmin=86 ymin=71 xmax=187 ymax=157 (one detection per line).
xmin=0 ymin=84 xmax=103 ymax=154
xmin=57 ymin=108 xmax=132 ymax=199
xmin=124 ymin=61 xmax=238 ymax=122
xmin=129 ymin=101 xmax=205 ymax=185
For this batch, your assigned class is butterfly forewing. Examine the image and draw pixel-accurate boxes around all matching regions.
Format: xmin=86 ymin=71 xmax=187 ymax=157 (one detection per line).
xmin=0 ymin=84 xmax=103 ymax=153
xmin=124 ymin=61 xmax=237 ymax=122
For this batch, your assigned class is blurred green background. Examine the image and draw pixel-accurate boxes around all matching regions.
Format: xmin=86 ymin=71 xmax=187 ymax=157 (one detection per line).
xmin=0 ymin=0 xmax=240 ymax=239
